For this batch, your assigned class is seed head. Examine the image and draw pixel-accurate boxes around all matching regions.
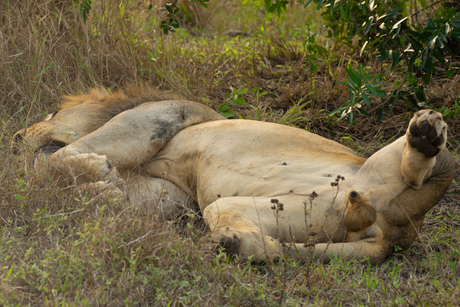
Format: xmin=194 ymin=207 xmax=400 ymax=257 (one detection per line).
xmin=309 ymin=191 xmax=318 ymax=199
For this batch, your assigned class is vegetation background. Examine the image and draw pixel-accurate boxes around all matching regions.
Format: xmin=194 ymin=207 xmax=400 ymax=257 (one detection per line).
xmin=0 ymin=0 xmax=459 ymax=305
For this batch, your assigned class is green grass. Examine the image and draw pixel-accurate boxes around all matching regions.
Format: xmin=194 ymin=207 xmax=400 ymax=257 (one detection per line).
xmin=0 ymin=0 xmax=459 ymax=305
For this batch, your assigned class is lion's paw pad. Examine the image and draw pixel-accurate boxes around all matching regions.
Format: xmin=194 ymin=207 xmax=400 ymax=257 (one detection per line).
xmin=219 ymin=235 xmax=241 ymax=256
xmin=203 ymin=233 xmax=241 ymax=258
xmin=407 ymin=110 xmax=446 ymax=158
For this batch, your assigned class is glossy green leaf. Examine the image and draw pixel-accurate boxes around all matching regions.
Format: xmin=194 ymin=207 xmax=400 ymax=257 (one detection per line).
xmin=361 ymin=92 xmax=370 ymax=106
xmin=316 ymin=0 xmax=325 ymax=10
xmin=446 ymin=68 xmax=459 ymax=78
xmin=345 ymin=65 xmax=362 ymax=87
xmin=421 ymin=73 xmax=431 ymax=84
xmin=389 ymin=89 xmax=399 ymax=111
xmin=363 ymin=17 xmax=373 ymax=36
xmin=303 ymin=0 xmax=314 ymax=8
xmin=365 ymin=84 xmax=385 ymax=97
xmin=377 ymin=107 xmax=385 ymax=121
xmin=415 ymin=86 xmax=426 ymax=101
xmin=338 ymin=81 xmax=355 ymax=92
xmin=218 ymin=101 xmax=229 ymax=112
xmin=357 ymin=108 xmax=370 ymax=116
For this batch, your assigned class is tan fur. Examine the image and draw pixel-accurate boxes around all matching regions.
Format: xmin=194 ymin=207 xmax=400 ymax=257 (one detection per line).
xmin=12 ymin=90 xmax=454 ymax=264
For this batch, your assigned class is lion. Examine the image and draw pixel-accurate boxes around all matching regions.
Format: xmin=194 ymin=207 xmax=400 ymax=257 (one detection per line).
xmin=12 ymin=86 xmax=454 ymax=264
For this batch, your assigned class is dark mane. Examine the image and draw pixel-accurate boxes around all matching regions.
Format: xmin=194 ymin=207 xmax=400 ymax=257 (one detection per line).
xmin=60 ymin=85 xmax=185 ymax=120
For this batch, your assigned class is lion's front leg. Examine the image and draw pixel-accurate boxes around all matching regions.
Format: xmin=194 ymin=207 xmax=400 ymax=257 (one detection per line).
xmin=204 ymin=204 xmax=391 ymax=264
xmin=204 ymin=227 xmax=282 ymax=261
xmin=204 ymin=212 xmax=391 ymax=264
xmin=402 ymin=110 xmax=447 ymax=190
xmin=203 ymin=198 xmax=283 ymax=261
xmin=203 ymin=196 xmax=394 ymax=264
xmin=286 ymin=239 xmax=391 ymax=265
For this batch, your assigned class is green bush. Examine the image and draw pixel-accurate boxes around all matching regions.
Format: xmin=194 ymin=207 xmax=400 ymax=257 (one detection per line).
xmin=303 ymin=0 xmax=460 ymax=114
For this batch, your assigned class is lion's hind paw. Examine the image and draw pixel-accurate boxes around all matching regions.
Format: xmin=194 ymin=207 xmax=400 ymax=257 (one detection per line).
xmin=407 ymin=110 xmax=447 ymax=158
xmin=80 ymin=181 xmax=126 ymax=201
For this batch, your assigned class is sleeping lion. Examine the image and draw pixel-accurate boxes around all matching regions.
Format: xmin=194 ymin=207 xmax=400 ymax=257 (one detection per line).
xmin=12 ymin=86 xmax=454 ymax=264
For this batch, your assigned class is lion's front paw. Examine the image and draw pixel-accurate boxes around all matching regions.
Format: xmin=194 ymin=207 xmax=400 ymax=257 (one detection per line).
xmin=407 ymin=110 xmax=447 ymax=158
xmin=203 ymin=230 xmax=241 ymax=258
xmin=202 ymin=227 xmax=281 ymax=262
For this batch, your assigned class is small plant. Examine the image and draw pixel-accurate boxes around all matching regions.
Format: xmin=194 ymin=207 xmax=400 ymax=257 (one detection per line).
xmin=160 ymin=0 xmax=181 ymax=35
xmin=159 ymin=0 xmax=210 ymax=34
xmin=375 ymin=7 xmax=460 ymax=108
xmin=437 ymin=96 xmax=460 ymax=119
xmin=249 ymin=88 xmax=269 ymax=120
xmin=78 ymin=0 xmax=92 ymax=22
xmin=328 ymin=62 xmax=385 ymax=123
xmin=218 ymin=87 xmax=249 ymax=118
xmin=302 ymin=1 xmax=460 ymax=108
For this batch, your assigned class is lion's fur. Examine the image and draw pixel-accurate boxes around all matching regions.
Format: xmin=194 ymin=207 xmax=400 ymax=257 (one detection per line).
xmin=12 ymin=91 xmax=455 ymax=264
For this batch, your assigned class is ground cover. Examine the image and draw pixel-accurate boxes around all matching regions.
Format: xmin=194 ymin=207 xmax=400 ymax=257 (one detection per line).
xmin=0 ymin=0 xmax=459 ymax=305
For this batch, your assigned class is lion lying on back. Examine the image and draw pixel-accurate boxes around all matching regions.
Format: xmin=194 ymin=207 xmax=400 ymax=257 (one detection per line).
xmin=13 ymin=86 xmax=454 ymax=264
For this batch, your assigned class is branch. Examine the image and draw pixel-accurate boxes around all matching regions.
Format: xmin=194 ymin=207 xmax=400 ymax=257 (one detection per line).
xmin=411 ymin=0 xmax=444 ymax=19
xmin=370 ymin=72 xmax=409 ymax=114
xmin=350 ymin=11 xmax=365 ymax=39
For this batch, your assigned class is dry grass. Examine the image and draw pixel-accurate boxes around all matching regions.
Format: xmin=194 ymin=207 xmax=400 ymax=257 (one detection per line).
xmin=1 ymin=0 xmax=459 ymax=305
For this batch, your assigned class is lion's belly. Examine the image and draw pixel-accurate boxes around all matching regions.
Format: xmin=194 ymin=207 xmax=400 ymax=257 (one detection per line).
xmin=146 ymin=120 xmax=366 ymax=208
xmin=193 ymin=156 xmax=360 ymax=206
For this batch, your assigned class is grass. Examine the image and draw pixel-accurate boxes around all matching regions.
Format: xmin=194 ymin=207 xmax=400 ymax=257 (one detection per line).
xmin=1 ymin=0 xmax=459 ymax=305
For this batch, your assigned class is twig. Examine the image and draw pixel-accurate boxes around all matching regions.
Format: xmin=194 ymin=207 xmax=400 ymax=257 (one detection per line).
xmin=253 ymin=196 xmax=273 ymax=265
xmin=411 ymin=0 xmax=444 ymax=19
xmin=115 ymin=196 xmax=200 ymax=221
xmin=270 ymin=198 xmax=286 ymax=306
xmin=411 ymin=0 xmax=420 ymax=28
xmin=370 ymin=72 xmax=409 ymax=114
xmin=43 ymin=208 xmax=84 ymax=218
xmin=350 ymin=11 xmax=365 ymax=39
xmin=396 ymin=205 xmax=433 ymax=266
xmin=119 ymin=230 xmax=155 ymax=247
xmin=317 ymin=175 xmax=345 ymax=262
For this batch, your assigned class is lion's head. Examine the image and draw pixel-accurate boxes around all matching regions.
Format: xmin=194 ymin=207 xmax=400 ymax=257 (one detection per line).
xmin=12 ymin=85 xmax=183 ymax=156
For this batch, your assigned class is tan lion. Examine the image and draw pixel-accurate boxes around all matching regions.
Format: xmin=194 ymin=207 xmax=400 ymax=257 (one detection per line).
xmin=13 ymin=86 xmax=454 ymax=264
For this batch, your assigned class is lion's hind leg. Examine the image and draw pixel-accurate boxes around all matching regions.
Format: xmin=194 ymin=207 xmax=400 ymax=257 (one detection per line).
xmin=407 ymin=110 xmax=447 ymax=157
xmin=49 ymin=149 xmax=194 ymax=219
xmin=402 ymin=110 xmax=448 ymax=189
xmin=79 ymin=181 xmax=126 ymax=202
xmin=125 ymin=176 xmax=195 ymax=220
